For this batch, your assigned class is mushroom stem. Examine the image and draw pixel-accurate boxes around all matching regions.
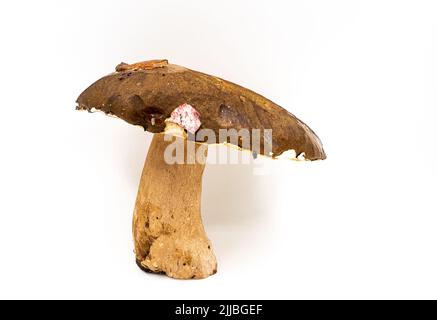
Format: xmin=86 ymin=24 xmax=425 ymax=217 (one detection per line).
xmin=133 ymin=132 xmax=217 ymax=279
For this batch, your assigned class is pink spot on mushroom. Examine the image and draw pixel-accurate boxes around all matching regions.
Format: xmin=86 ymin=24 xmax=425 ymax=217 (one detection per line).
xmin=167 ymin=103 xmax=201 ymax=134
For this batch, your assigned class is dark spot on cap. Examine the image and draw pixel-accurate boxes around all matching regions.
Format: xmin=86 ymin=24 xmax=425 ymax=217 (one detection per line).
xmin=118 ymin=71 xmax=133 ymax=80
xmin=218 ymin=104 xmax=248 ymax=128
xmin=105 ymin=95 xmax=121 ymax=113
xmin=144 ymin=106 xmax=164 ymax=121
xmin=128 ymin=95 xmax=165 ymax=131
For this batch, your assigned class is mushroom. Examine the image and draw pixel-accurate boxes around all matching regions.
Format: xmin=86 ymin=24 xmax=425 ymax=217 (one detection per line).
xmin=76 ymin=59 xmax=326 ymax=279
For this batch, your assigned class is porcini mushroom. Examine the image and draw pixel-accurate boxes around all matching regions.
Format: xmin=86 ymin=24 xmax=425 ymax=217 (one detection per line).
xmin=77 ymin=59 xmax=326 ymax=279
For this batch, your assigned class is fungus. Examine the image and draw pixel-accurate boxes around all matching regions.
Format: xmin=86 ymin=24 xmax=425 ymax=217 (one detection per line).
xmin=76 ymin=59 xmax=326 ymax=279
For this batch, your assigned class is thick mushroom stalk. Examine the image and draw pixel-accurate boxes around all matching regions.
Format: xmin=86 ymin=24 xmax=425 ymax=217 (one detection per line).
xmin=133 ymin=124 xmax=217 ymax=279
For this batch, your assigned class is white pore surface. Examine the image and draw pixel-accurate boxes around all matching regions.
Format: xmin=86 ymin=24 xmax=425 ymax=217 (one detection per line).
xmin=0 ymin=0 xmax=436 ymax=299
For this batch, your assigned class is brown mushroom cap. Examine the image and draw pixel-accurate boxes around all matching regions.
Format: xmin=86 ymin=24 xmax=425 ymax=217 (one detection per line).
xmin=76 ymin=60 xmax=326 ymax=160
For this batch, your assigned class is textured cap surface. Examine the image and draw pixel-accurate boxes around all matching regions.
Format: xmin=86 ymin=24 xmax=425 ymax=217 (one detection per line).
xmin=76 ymin=60 xmax=326 ymax=160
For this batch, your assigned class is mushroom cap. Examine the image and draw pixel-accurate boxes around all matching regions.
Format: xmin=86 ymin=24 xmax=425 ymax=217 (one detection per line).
xmin=77 ymin=60 xmax=326 ymax=160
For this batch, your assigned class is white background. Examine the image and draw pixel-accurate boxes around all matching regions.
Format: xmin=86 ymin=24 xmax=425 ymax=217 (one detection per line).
xmin=0 ymin=0 xmax=436 ymax=299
